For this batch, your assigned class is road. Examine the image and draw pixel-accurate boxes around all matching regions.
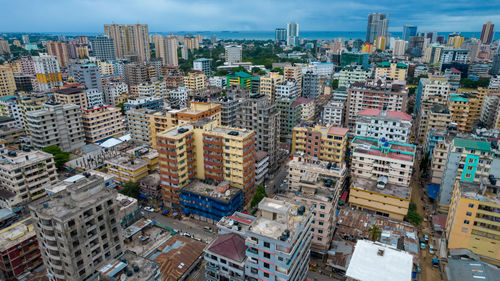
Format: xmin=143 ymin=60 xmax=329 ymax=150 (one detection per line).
xmin=143 ymin=211 xmax=217 ymax=244
xmin=411 ymin=152 xmax=442 ymax=281
xmin=265 ymin=161 xmax=288 ymax=195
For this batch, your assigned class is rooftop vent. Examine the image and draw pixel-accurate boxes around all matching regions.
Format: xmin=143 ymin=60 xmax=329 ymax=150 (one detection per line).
xmin=178 ymin=128 xmax=189 ymax=134
xmin=228 ymin=131 xmax=239 ymax=136
xmin=377 ymin=249 xmax=385 ymax=256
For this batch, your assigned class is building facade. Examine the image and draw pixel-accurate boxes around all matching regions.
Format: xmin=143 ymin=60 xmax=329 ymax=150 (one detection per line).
xmin=82 ymin=105 xmax=124 ymax=143
xmin=291 ymin=124 xmax=348 ymax=164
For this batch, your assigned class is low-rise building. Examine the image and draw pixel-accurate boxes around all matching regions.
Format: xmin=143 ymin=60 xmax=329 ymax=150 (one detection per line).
xmin=82 ymin=105 xmax=125 ymax=143
xmin=204 ymin=233 xmax=246 ymax=281
xmin=374 ymin=61 xmax=408 ymax=80
xmin=105 ymin=155 xmax=149 ymax=183
xmin=355 ymin=108 xmax=412 ymax=143
xmin=98 ymin=250 xmax=161 ymax=281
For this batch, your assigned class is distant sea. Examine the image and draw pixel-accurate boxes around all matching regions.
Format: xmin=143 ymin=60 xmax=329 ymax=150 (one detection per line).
xmin=28 ymin=31 xmax=500 ymax=41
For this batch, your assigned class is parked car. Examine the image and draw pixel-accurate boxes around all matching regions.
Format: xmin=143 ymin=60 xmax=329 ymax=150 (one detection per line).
xmin=182 ymin=232 xmax=193 ymax=238
xmin=429 ymin=244 xmax=435 ymax=254
xmin=424 ymin=234 xmax=429 ymax=242
xmin=204 ymin=226 xmax=213 ymax=232
xmin=143 ymin=206 xmax=155 ymax=212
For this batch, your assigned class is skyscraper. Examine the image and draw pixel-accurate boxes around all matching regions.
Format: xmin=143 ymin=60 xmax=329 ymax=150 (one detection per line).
xmin=46 ymin=41 xmax=70 ymax=68
xmin=402 ymin=24 xmax=417 ymax=41
xmin=480 ymin=21 xmax=495 ymax=44
xmin=154 ymin=35 xmax=178 ymax=66
xmin=224 ymin=45 xmax=242 ymax=64
xmin=104 ymin=23 xmax=150 ymax=61
xmin=366 ymin=13 xmax=388 ymax=43
xmin=90 ymin=35 xmax=116 ymax=61
xmin=287 ymin=22 xmax=299 ymax=46
xmin=33 ymin=54 xmax=63 ymax=91
xmin=69 ymin=63 xmax=103 ymax=92
xmin=275 ymin=28 xmax=286 ymax=44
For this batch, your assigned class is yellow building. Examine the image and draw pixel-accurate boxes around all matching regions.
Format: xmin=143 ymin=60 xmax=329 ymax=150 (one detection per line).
xmin=374 ymin=61 xmax=408 ymax=80
xmin=149 ymin=101 xmax=221 ymax=149
xmin=105 ymin=155 xmax=149 ymax=183
xmin=125 ymin=146 xmax=159 ymax=172
xmin=446 ymin=178 xmax=500 ymax=265
xmin=284 ymin=65 xmax=302 ymax=95
xmin=18 ymin=93 xmax=48 ymax=131
xmin=449 ymin=90 xmax=487 ymax=133
xmin=54 ymin=86 xmax=88 ymax=109
xmin=448 ymin=36 xmax=464 ymax=48
xmin=374 ymin=36 xmax=386 ymax=51
xmin=157 ymin=119 xmax=256 ymax=207
xmin=82 ymin=105 xmax=125 ymax=143
xmin=0 ymin=65 xmax=16 ymax=97
xmin=183 ymin=71 xmax=206 ymax=90
xmin=291 ymin=124 xmax=348 ymax=164
xmin=259 ymin=72 xmax=283 ymax=101
xmin=361 ymin=43 xmax=374 ymax=54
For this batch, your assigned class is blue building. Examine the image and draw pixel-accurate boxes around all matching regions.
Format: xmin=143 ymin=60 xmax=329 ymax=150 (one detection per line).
xmin=403 ymin=25 xmax=417 ymax=41
xmin=180 ymin=181 xmax=243 ymax=224
xmin=124 ymin=96 xmax=163 ymax=111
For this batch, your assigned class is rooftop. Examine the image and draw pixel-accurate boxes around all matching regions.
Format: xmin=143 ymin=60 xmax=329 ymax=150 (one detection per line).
xmin=447 ymin=256 xmax=500 ymax=281
xmin=125 ymin=146 xmax=159 ymax=160
xmin=291 ymin=97 xmax=314 ymax=107
xmin=346 ymin=240 xmax=413 ymax=281
xmin=98 ymin=251 xmax=159 ymax=281
xmin=352 ymin=176 xmax=411 ymax=199
xmin=0 ymin=218 xmax=36 ymax=252
xmin=159 ymin=124 xmax=193 ymax=138
xmin=352 ymin=137 xmax=416 ymax=162
xmin=454 ymin=138 xmax=491 ymax=152
xmin=217 ymin=211 xmax=257 ymax=236
xmin=206 ymin=233 xmax=246 ymax=263
xmin=54 ymin=86 xmax=85 ymax=95
xmin=206 ymin=125 xmax=254 ymax=139
xmin=0 ymin=150 xmax=53 ymax=169
xmin=457 ymin=177 xmax=500 ymax=205
xmin=181 ymin=180 xmax=241 ymax=202
xmin=357 ymin=108 xmax=412 ymax=121
xmin=105 ymin=155 xmax=148 ymax=170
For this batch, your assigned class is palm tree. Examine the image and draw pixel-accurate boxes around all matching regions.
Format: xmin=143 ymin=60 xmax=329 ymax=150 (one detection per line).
xmin=368 ymin=224 xmax=382 ymax=241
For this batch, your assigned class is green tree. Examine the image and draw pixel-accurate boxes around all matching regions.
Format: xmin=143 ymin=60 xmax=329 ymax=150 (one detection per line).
xmin=250 ymin=184 xmax=267 ymax=208
xmin=119 ymin=181 xmax=140 ymax=199
xmin=332 ymin=79 xmax=339 ymax=90
xmin=117 ymin=102 xmax=125 ymax=115
xmin=420 ymin=151 xmax=430 ymax=172
xmin=42 ymin=145 xmax=70 ymax=169
xmin=405 ymin=203 xmax=422 ymax=225
xmin=368 ymin=224 xmax=382 ymax=241
xmin=272 ymin=67 xmax=284 ymax=75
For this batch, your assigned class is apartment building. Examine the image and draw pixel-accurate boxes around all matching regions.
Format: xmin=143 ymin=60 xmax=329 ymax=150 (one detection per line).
xmin=225 ymin=45 xmax=242 ymax=64
xmin=18 ymin=94 xmax=47 ymax=132
xmin=449 ymin=90 xmax=487 ymax=133
xmin=350 ymin=137 xmax=416 ymax=220
xmin=276 ymin=99 xmax=301 ymax=138
xmin=33 ymin=54 xmax=63 ymax=91
xmin=29 ymin=175 xmax=124 ymax=281
xmin=54 ymin=86 xmax=89 ymax=109
xmin=103 ymin=81 xmax=128 ymax=106
xmin=322 ymin=100 xmax=344 ymax=127
xmin=255 ymin=151 xmax=269 ymax=186
xmin=132 ymin=80 xmax=167 ymax=97
xmin=193 ymin=58 xmax=211 ymax=77
xmin=157 ymin=120 xmax=256 ymax=207
xmin=82 ymin=105 xmax=124 ymax=143
xmin=204 ymin=233 xmax=246 ymax=281
xmin=415 ymin=75 xmax=450 ymax=114
xmin=284 ymin=154 xmax=347 ymax=256
xmin=0 ymin=95 xmax=22 ymax=128
xmin=105 ymin=155 xmax=149 ymax=183
xmin=127 ymin=108 xmax=155 ymax=146
xmin=237 ymin=94 xmax=280 ymax=172
xmin=0 ymin=150 xmax=57 ymax=210
xmin=417 ymin=103 xmax=453 ymax=146
xmin=346 ymin=78 xmax=408 ymax=129
xmin=154 ymin=35 xmax=178 ymax=66
xmin=302 ymin=71 xmax=321 ymax=99
xmin=245 ymin=197 xmax=312 ymax=281
xmin=70 ymin=63 xmax=103 ymax=92
xmin=446 ymin=176 xmax=500 ymax=265
xmin=90 ymin=35 xmax=116 ymax=61
xmin=374 ymin=61 xmax=408 ymax=80
xmin=284 ymin=65 xmax=302 ymax=94
xmin=338 ymin=65 xmax=372 ymax=88
xmin=355 ymin=108 xmax=412 ymax=143
xmin=124 ymin=63 xmax=148 ymax=86
xmin=259 ymin=72 xmax=283 ymax=101
xmin=214 ymin=97 xmax=240 ymax=127
xmin=0 ymin=66 xmax=16 ymax=97
xmin=480 ymin=91 xmax=500 ymax=129
xmin=0 ymin=218 xmax=42 ymax=281
xmin=123 ymin=96 xmax=162 ymax=111
xmin=429 ymin=131 xmax=455 ymax=185
xmin=46 ymin=41 xmax=69 ymax=68
xmin=291 ymin=123 xmax=348 ymax=164
xmin=227 ymin=72 xmax=252 ymax=91
xmin=184 ymin=71 xmax=207 ymax=91
xmin=26 ymin=102 xmax=85 ymax=152
xmin=292 ymin=97 xmax=315 ymax=121
xmin=104 ymin=23 xmax=150 ymax=61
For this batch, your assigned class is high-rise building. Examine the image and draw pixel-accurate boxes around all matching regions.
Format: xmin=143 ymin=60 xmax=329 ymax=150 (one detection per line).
xmin=275 ymin=28 xmax=287 ymax=44
xmin=0 ymin=66 xmax=16 ymax=97
xmin=82 ymin=105 xmax=124 ymax=143
xmin=480 ymin=91 xmax=500 ymax=129
xmin=338 ymin=65 xmax=372 ymax=88
xmin=154 ymin=35 xmax=178 ymax=66
xmin=415 ymin=75 xmax=450 ymax=114
xmin=291 ymin=123 xmax=348 ymax=164
xmin=259 ymin=72 xmax=283 ymax=101
xmin=244 ymin=197 xmax=312 ymax=281
xmin=127 ymin=108 xmax=156 ymax=146
xmin=448 ymin=34 xmax=465 ymax=48
xmin=225 ymin=45 xmax=242 ymax=64
xmin=33 ymin=54 xmax=63 ymax=91
xmin=449 ymin=90 xmax=488 ymax=133
xmin=393 ymin=39 xmax=406 ymax=57
xmin=157 ymin=120 xmax=256 ymax=206
xmin=22 ymin=34 xmax=29 ymax=44
xmin=90 ymin=35 xmax=116 ymax=61
xmin=0 ymin=150 xmax=57 ymax=209
xmin=124 ymin=62 xmax=148 ymax=86
xmin=46 ymin=41 xmax=70 ymax=68
xmin=302 ymin=71 xmax=320 ymax=99
xmin=355 ymin=109 xmax=412 ymax=143
xmin=423 ymin=44 xmax=443 ymax=64
xmin=29 ymin=175 xmax=125 ymax=281
xmin=374 ymin=36 xmax=386 ymax=50
xmin=440 ymin=49 xmax=469 ymax=65
xmin=238 ymin=94 xmax=280 ymax=172
xmin=0 ymin=39 xmax=9 ymax=55
xmin=366 ymin=13 xmax=388 ymax=43
xmin=287 ymin=22 xmax=299 ymax=46
xmin=193 ymin=58 xmax=211 ymax=78
xmin=374 ymin=61 xmax=408 ymax=80
xmin=322 ymin=100 xmax=344 ymax=127
xmin=402 ymin=24 xmax=417 ymax=41
xmin=480 ymin=21 xmax=495 ymax=44
xmin=183 ymin=71 xmax=207 ymax=90
xmin=26 ymin=102 xmax=85 ymax=151
xmin=104 ymin=23 xmax=150 ymax=61
xmin=54 ymin=86 xmax=89 ymax=109
xmin=69 ymin=63 xmax=103 ymax=92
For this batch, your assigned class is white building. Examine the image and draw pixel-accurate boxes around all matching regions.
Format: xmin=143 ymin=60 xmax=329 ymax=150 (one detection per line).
xmin=193 ymin=58 xmax=211 ymax=78
xmin=103 ymin=81 xmax=128 ymax=106
xmin=255 ymin=151 xmax=269 ymax=186
xmin=287 ymin=22 xmax=299 ymax=46
xmin=86 ymin=89 xmax=104 ymax=108
xmin=393 ymin=40 xmax=406 ymax=57
xmin=322 ymin=100 xmax=344 ymax=127
xmin=225 ymin=45 xmax=242 ymax=65
xmin=488 ymin=75 xmax=500 ymax=89
xmin=168 ymin=86 xmax=191 ymax=106
xmin=275 ymin=80 xmax=299 ymax=100
xmin=32 ymin=54 xmax=62 ymax=91
xmin=338 ymin=65 xmax=372 ymax=88
xmin=346 ymin=240 xmax=413 ymax=281
xmin=355 ymin=109 xmax=412 ymax=143
xmin=136 ymin=81 xmax=167 ymax=97
xmin=208 ymin=76 xmax=227 ymax=88
xmin=0 ymin=98 xmax=22 ymax=128
xmin=440 ymin=49 xmax=469 ymax=64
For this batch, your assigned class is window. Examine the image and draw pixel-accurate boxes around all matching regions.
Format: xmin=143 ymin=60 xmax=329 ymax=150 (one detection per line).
xmin=264 ymin=252 xmax=270 ymax=259
xmin=320 ymin=205 xmax=325 ymax=210
xmin=264 ymin=242 xmax=270 ymax=248
xmin=264 ymin=272 xmax=270 ymax=278
xmin=464 ymin=220 xmax=470 ymax=225
xmin=264 ymin=262 xmax=270 ymax=269
xmin=468 ymin=203 xmax=474 ymax=208
xmin=466 ymin=212 xmax=472 ymax=216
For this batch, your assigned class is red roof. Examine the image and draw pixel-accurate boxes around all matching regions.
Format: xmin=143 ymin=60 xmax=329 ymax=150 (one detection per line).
xmin=291 ymin=97 xmax=314 ymax=107
xmin=450 ymin=67 xmax=462 ymax=74
xmin=386 ymin=111 xmax=412 ymax=121
xmin=328 ymin=127 xmax=349 ymax=136
xmin=207 ymin=233 xmax=246 ymax=262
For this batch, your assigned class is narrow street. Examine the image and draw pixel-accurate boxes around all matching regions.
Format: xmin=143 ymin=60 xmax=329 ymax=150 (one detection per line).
xmin=411 ymin=154 xmax=441 ymax=281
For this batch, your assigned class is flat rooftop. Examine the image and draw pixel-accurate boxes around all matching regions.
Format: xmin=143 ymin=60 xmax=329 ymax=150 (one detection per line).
xmin=458 ymin=178 xmax=500 ymax=205
xmin=352 ymin=137 xmax=416 ymax=162
xmin=105 ymin=155 xmax=148 ymax=170
xmin=352 ymin=177 xmax=411 ymax=200
xmin=125 ymin=146 xmax=159 ymax=160
xmin=181 ymin=181 xmax=241 ymax=201
xmin=346 ymin=240 xmax=413 ymax=281
xmin=0 ymin=150 xmax=52 ymax=169
xmin=98 ymin=251 xmax=159 ymax=281
xmin=208 ymin=126 xmax=254 ymax=139
xmin=158 ymin=124 xmax=193 ymax=138
xmin=218 ymin=211 xmax=257 ymax=236
xmin=0 ymin=218 xmax=36 ymax=252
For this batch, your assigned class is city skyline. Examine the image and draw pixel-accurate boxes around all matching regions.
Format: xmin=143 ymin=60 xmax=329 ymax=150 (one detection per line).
xmin=0 ymin=0 xmax=498 ymax=33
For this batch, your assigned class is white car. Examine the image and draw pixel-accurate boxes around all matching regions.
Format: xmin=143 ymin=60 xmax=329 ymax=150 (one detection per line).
xmin=143 ymin=206 xmax=155 ymax=212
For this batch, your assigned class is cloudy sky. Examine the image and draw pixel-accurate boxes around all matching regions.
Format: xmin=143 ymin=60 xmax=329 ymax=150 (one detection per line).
xmin=1 ymin=0 xmax=498 ymax=33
